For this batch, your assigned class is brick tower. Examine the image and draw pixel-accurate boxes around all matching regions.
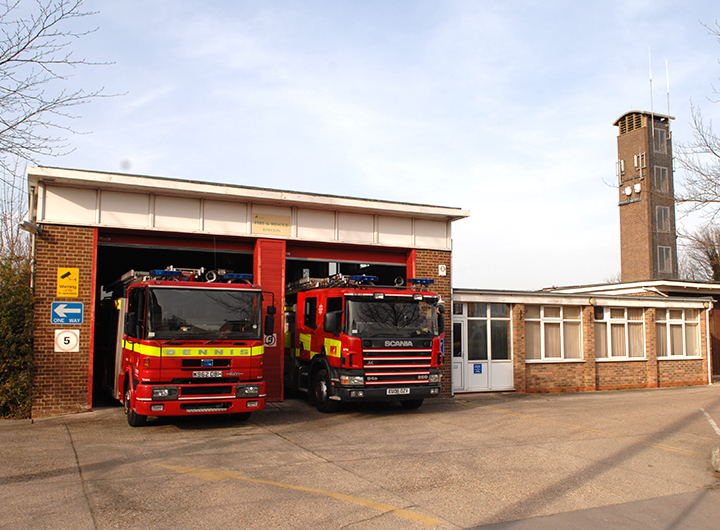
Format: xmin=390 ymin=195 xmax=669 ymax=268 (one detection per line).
xmin=614 ymin=111 xmax=678 ymax=281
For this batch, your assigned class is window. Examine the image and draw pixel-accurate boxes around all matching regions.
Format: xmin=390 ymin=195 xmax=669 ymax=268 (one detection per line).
xmin=634 ymin=152 xmax=646 ymax=170
xmin=654 ymin=128 xmax=667 ymax=153
xmin=453 ymin=303 xmax=463 ymax=316
xmin=654 ymin=167 xmax=668 ymax=193
xmin=304 ymin=297 xmax=317 ymax=328
xmin=467 ymin=303 xmax=511 ymax=361
xmin=525 ymin=305 xmax=582 ymax=360
xmin=595 ymin=307 xmax=644 ymax=359
xmin=656 ymin=308 xmax=700 ymax=357
xmin=658 ymin=246 xmax=673 ymax=273
xmin=656 ymin=206 xmax=670 ymax=233
xmin=453 ymin=322 xmax=462 ymax=358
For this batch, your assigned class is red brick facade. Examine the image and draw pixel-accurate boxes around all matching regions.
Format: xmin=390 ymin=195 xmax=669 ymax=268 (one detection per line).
xmin=414 ymin=249 xmax=452 ymax=397
xmin=616 ymin=113 xmax=678 ymax=281
xmin=509 ymin=302 xmax=709 ymax=393
xmin=32 ymin=225 xmax=96 ymax=417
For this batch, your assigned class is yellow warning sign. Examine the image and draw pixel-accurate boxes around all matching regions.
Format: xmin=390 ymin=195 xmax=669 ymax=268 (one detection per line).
xmin=57 ymin=268 xmax=79 ymax=298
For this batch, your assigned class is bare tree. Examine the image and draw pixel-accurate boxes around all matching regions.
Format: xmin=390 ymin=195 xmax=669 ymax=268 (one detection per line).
xmin=678 ymin=224 xmax=720 ymax=281
xmin=0 ymin=161 xmax=28 ymax=260
xmin=0 ymin=0 xmax=105 ymax=180
xmin=674 ymin=22 xmax=720 ymax=220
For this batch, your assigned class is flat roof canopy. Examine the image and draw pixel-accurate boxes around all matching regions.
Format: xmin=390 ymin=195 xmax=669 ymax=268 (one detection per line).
xmin=27 ymin=166 xmax=470 ymax=251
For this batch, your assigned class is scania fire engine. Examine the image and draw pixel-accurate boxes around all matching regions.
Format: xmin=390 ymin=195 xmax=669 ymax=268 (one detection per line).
xmin=284 ymin=274 xmax=445 ymax=412
xmin=109 ymin=267 xmax=275 ymax=426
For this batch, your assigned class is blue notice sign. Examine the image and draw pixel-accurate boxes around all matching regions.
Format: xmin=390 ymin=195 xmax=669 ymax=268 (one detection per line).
xmin=473 ymin=364 xmax=483 ymax=374
xmin=52 ymin=302 xmax=83 ymax=325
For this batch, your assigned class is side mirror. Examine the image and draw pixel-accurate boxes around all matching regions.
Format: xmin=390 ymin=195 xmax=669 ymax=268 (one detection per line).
xmin=437 ymin=305 xmax=445 ymax=334
xmin=324 ymin=311 xmax=342 ymax=335
xmin=265 ymin=314 xmax=275 ymax=337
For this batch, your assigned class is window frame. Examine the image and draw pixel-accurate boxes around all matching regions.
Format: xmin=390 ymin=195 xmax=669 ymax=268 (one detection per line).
xmin=654 ymin=166 xmax=669 ymax=193
xmin=656 ymin=308 xmax=701 ymax=358
xmin=655 ymin=206 xmax=670 ymax=233
xmin=654 ymin=128 xmax=667 ymax=153
xmin=594 ymin=307 xmax=646 ymax=360
xmin=524 ymin=305 xmax=583 ymax=362
xmin=658 ymin=246 xmax=673 ymax=273
xmin=466 ymin=303 xmax=512 ymax=362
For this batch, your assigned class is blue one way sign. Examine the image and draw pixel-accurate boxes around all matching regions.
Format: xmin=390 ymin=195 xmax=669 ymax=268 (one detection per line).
xmin=52 ymin=302 xmax=83 ymax=325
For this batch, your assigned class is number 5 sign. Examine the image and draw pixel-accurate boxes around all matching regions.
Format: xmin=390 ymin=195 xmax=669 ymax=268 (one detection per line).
xmin=54 ymin=330 xmax=80 ymax=353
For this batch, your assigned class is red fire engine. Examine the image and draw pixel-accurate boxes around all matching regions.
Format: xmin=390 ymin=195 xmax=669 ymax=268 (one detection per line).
xmin=284 ymin=274 xmax=445 ymax=412
xmin=109 ymin=267 xmax=276 ymax=426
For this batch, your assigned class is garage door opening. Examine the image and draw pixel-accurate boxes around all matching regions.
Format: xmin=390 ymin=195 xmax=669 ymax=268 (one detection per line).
xmin=285 ymin=259 xmax=408 ymax=287
xmin=92 ymin=236 xmax=254 ymax=407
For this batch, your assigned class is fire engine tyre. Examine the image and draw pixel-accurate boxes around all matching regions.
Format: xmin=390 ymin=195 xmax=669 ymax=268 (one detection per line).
xmin=125 ymin=387 xmax=147 ymax=427
xmin=231 ymin=412 xmax=252 ymax=422
xmin=314 ymin=369 xmax=340 ymax=413
xmin=400 ymin=399 xmax=424 ymax=410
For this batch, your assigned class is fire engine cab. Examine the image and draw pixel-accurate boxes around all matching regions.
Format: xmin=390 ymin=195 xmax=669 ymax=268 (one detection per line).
xmin=284 ymin=274 xmax=445 ymax=412
xmin=107 ymin=267 xmax=275 ymax=426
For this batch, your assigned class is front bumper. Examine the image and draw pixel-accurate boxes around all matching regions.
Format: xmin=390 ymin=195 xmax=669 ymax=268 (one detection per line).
xmin=334 ymin=384 xmax=441 ymax=402
xmin=133 ymin=381 xmax=266 ymax=416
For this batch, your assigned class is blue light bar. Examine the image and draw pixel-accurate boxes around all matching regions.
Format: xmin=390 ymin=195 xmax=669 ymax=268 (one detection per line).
xmin=150 ymin=269 xmax=182 ymax=278
xmin=349 ymin=275 xmax=378 ymax=282
xmin=225 ymin=273 xmax=254 ymax=281
xmin=408 ymin=278 xmax=434 ymax=285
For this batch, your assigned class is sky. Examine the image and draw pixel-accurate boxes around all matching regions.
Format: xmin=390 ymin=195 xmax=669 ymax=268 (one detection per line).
xmin=29 ymin=0 xmax=720 ymax=290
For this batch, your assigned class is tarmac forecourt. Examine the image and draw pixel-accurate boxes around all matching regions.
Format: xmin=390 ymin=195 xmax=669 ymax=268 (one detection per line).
xmin=1 ymin=385 xmax=719 ymax=529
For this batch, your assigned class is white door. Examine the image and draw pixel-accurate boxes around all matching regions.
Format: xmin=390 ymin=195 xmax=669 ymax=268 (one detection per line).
xmin=452 ymin=303 xmax=513 ymax=392
xmin=452 ymin=321 xmax=464 ymax=391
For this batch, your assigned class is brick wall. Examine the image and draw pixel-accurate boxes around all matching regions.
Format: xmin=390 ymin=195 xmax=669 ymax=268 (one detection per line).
xmin=511 ymin=304 xmax=526 ymax=391
xmin=596 ymin=361 xmax=648 ymax=390
xmin=32 ymin=225 xmax=96 ymax=417
xmin=507 ymin=303 xmax=710 ymax=394
xmin=414 ymin=249 xmax=452 ymax=397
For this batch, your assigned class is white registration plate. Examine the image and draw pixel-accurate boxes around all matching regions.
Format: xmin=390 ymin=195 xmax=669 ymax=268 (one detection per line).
xmin=386 ymin=388 xmax=410 ymax=395
xmin=193 ymin=370 xmax=222 ymax=378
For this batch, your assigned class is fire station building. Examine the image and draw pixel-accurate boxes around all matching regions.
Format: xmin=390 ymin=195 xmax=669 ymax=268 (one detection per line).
xmin=25 ymin=165 xmax=716 ymax=419
xmin=26 ymin=166 xmax=468 ymax=417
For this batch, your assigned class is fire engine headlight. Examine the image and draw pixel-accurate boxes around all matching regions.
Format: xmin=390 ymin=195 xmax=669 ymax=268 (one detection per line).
xmin=151 ymin=386 xmax=178 ymax=400
xmin=236 ymin=384 xmax=260 ymax=397
xmin=429 ymin=374 xmax=441 ymax=383
xmin=340 ymin=375 xmax=364 ymax=385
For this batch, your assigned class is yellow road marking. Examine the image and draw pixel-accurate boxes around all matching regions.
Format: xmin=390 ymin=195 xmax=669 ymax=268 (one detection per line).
xmin=456 ymin=399 xmax=696 ymax=455
xmin=160 ymin=465 xmax=443 ymax=526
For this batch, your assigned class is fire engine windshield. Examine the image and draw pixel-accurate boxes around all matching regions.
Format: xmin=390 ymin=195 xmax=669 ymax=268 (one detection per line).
xmin=345 ymin=297 xmax=438 ymax=338
xmin=147 ymin=287 xmax=262 ymax=340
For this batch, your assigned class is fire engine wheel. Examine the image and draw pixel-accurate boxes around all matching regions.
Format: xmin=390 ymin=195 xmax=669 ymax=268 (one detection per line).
xmin=231 ymin=412 xmax=252 ymax=422
xmin=400 ymin=399 xmax=424 ymax=410
xmin=314 ymin=369 xmax=339 ymax=413
xmin=124 ymin=386 xmax=147 ymax=427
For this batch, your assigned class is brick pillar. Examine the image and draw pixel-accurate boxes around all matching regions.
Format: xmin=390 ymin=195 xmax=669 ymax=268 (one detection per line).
xmin=645 ymin=308 xmax=659 ymax=388
xmin=414 ymin=249 xmax=452 ymax=397
xmin=32 ymin=225 xmax=96 ymax=417
xmin=512 ymin=304 xmax=526 ymax=391
xmin=582 ymin=306 xmax=597 ymax=391
xmin=254 ymin=239 xmax=286 ymax=401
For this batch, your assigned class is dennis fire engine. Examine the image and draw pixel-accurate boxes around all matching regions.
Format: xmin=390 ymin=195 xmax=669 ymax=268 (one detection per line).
xmin=284 ymin=274 xmax=445 ymax=412
xmin=108 ymin=267 xmax=275 ymax=426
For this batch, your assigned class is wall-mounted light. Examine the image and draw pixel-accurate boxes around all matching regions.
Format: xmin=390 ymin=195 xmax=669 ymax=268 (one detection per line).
xmin=589 ymin=298 xmax=596 ymax=306
xmin=19 ymin=221 xmax=42 ymax=235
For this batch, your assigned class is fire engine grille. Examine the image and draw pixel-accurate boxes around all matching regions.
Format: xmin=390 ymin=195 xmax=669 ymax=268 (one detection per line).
xmin=362 ymin=348 xmax=432 ymax=386
xmin=180 ymin=386 xmax=233 ymax=396
xmin=180 ymin=402 xmax=232 ymax=412
xmin=172 ymin=377 xmax=240 ymax=384
xmin=182 ymin=359 xmax=232 ymax=368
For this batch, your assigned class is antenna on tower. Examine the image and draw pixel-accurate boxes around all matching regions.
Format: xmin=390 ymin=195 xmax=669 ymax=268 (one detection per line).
xmin=665 ymin=58 xmax=670 ymax=118
xmin=649 ymin=47 xmax=655 ymax=142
